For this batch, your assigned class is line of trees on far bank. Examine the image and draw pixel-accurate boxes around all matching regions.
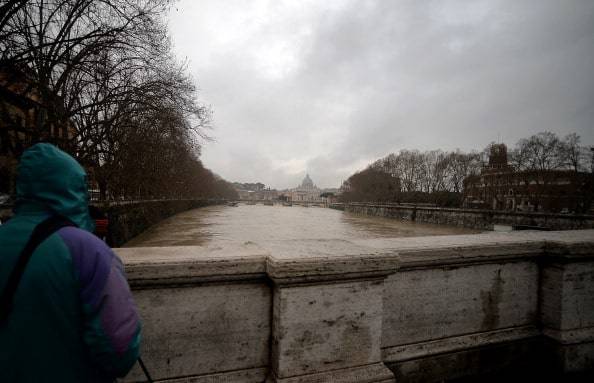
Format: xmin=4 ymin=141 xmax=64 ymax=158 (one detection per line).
xmin=0 ymin=0 xmax=237 ymax=201
xmin=340 ymin=131 xmax=593 ymax=207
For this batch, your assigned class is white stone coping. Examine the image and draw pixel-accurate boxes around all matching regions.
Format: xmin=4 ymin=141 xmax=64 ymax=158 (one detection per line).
xmin=264 ymin=239 xmax=400 ymax=283
xmin=357 ymin=230 xmax=594 ymax=269
xmin=115 ymin=230 xmax=594 ymax=284
xmin=116 ymin=243 xmax=269 ymax=286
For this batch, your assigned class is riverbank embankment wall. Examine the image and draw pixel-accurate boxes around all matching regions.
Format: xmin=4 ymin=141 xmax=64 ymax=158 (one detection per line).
xmin=330 ymin=202 xmax=594 ymax=231
xmin=103 ymin=199 xmax=224 ymax=246
xmin=1 ymin=199 xmax=224 ymax=247
xmin=116 ymin=229 xmax=594 ymax=382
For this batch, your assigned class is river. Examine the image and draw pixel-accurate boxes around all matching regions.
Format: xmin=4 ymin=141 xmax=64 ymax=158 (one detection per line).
xmin=124 ymin=204 xmax=479 ymax=247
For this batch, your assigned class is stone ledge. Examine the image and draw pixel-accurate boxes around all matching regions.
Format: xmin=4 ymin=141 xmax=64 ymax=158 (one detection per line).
xmin=264 ymin=239 xmax=399 ymax=283
xmin=386 ymin=337 xmax=544 ymax=383
xmin=543 ymin=326 xmax=594 ymax=345
xmin=116 ymin=230 xmax=594 ymax=283
xmin=359 ymin=230 xmax=594 ymax=269
xmin=116 ymin=244 xmax=268 ymax=285
xmin=357 ymin=233 xmax=545 ymax=270
xmin=542 ymin=230 xmax=594 ymax=262
xmin=544 ymin=244 xmax=594 ymax=262
xmin=382 ymin=325 xmax=540 ymax=363
xmin=266 ymin=362 xmax=395 ymax=383
xmin=141 ymin=366 xmax=268 ymax=383
xmin=395 ymin=244 xmax=542 ymax=270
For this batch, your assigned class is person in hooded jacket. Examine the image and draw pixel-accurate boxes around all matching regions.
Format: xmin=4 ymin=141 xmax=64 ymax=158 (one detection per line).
xmin=0 ymin=143 xmax=141 ymax=382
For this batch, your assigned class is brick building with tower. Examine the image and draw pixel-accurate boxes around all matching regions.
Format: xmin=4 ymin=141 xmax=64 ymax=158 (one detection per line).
xmin=463 ymin=144 xmax=593 ymax=214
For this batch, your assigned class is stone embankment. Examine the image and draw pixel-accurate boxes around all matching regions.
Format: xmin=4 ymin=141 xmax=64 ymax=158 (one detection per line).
xmin=330 ymin=202 xmax=594 ymax=231
xmin=116 ymin=229 xmax=594 ymax=382
xmin=103 ymin=199 xmax=224 ymax=246
xmin=1 ymin=199 xmax=224 ymax=246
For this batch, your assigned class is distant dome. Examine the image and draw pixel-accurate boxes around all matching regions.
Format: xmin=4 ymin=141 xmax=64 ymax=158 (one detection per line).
xmin=300 ymin=174 xmax=314 ymax=189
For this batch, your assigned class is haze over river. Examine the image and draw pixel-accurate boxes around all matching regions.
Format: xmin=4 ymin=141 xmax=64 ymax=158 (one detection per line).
xmin=124 ymin=204 xmax=479 ymax=247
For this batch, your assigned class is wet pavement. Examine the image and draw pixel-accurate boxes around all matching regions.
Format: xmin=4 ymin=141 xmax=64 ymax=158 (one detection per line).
xmin=124 ymin=204 xmax=480 ymax=247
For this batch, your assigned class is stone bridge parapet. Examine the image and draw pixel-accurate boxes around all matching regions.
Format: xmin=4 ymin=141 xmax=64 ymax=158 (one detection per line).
xmin=117 ymin=230 xmax=594 ymax=382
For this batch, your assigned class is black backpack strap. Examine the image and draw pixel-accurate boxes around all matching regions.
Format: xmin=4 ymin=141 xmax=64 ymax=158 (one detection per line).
xmin=0 ymin=215 xmax=76 ymax=325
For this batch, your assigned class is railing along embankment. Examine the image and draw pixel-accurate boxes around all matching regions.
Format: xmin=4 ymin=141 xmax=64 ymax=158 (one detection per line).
xmin=116 ymin=229 xmax=594 ymax=382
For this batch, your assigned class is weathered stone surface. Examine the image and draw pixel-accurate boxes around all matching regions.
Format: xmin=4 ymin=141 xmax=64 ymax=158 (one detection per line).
xmin=115 ymin=245 xmax=271 ymax=382
xmin=269 ymin=278 xmax=392 ymax=380
xmin=382 ymin=262 xmax=539 ymax=348
xmin=386 ymin=337 xmax=545 ymax=383
xmin=143 ymin=367 xmax=268 ymax=383
xmin=122 ymin=282 xmax=271 ymax=382
xmin=266 ymin=362 xmax=395 ymax=383
xmin=116 ymin=243 xmax=268 ymax=286
xmin=541 ymin=248 xmax=594 ymax=372
xmin=382 ymin=325 xmax=540 ymax=362
xmin=265 ymin=239 xmax=399 ymax=283
xmin=357 ymin=231 xmax=546 ymax=268
xmin=551 ymin=341 xmax=594 ymax=373
xmin=110 ymin=229 xmax=594 ymax=382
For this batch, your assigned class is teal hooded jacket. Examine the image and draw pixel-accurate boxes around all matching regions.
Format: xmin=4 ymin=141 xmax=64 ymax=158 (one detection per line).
xmin=0 ymin=144 xmax=141 ymax=382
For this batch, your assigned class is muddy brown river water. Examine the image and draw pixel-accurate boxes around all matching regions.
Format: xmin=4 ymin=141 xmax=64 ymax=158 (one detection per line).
xmin=124 ymin=204 xmax=480 ymax=247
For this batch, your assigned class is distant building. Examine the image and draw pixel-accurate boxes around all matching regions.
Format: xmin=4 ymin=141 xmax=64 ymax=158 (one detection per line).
xmin=234 ymin=175 xmax=339 ymax=204
xmin=1 ymin=65 xmax=74 ymax=194
xmin=463 ymin=144 xmax=593 ymax=213
xmin=287 ymin=174 xmax=324 ymax=202
xmin=292 ymin=174 xmax=321 ymax=201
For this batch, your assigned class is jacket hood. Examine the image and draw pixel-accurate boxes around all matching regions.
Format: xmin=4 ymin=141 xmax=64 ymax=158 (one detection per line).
xmin=15 ymin=143 xmax=94 ymax=232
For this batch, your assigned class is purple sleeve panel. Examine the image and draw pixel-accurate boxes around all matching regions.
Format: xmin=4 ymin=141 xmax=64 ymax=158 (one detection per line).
xmin=58 ymin=227 xmax=141 ymax=355
xmin=58 ymin=227 xmax=111 ymax=309
xmin=98 ymin=256 xmax=140 ymax=354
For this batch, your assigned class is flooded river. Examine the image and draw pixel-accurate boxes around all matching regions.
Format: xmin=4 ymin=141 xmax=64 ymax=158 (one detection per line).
xmin=124 ymin=204 xmax=479 ymax=247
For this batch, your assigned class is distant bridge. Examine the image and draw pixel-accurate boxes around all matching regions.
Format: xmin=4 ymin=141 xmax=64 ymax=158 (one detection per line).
xmin=238 ymin=199 xmax=327 ymax=207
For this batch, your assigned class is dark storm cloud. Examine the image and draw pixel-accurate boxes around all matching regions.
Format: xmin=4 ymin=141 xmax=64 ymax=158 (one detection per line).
xmin=169 ymin=0 xmax=594 ymax=189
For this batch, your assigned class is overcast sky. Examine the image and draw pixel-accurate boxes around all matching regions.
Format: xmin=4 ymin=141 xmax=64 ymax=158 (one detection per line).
xmin=168 ymin=0 xmax=594 ymax=190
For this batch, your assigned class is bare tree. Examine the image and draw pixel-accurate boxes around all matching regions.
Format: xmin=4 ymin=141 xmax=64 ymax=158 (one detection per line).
xmin=1 ymin=0 xmax=170 ymax=153
xmin=364 ymin=148 xmax=483 ymax=206
xmin=1 ymin=1 xmax=230 ymax=202
xmin=446 ymin=150 xmax=481 ymax=194
xmin=340 ymin=167 xmax=400 ymax=203
xmin=511 ymin=131 xmax=565 ymax=172
xmin=559 ymin=133 xmax=589 ymax=172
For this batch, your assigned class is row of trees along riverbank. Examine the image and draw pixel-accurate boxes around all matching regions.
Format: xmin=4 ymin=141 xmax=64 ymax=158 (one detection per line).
xmin=340 ymin=131 xmax=593 ymax=208
xmin=0 ymin=1 xmax=238 ymax=201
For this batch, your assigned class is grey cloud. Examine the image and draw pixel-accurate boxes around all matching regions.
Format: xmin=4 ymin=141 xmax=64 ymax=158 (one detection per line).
xmin=170 ymin=0 xmax=594 ymax=189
